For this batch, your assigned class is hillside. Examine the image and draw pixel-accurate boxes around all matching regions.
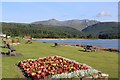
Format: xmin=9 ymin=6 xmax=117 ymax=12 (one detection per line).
xmin=32 ymin=19 xmax=99 ymax=31
xmin=1 ymin=22 xmax=119 ymax=39
xmin=82 ymin=22 xmax=119 ymax=39
xmin=1 ymin=22 xmax=84 ymax=38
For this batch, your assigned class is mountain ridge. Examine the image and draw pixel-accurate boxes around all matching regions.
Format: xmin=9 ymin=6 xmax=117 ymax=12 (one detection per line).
xmin=1 ymin=21 xmax=119 ymax=39
xmin=32 ymin=19 xmax=99 ymax=31
xmin=82 ymin=22 xmax=119 ymax=39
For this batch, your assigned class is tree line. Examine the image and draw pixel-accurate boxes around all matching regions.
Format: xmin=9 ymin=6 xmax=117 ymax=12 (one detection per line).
xmin=1 ymin=22 xmax=119 ymax=39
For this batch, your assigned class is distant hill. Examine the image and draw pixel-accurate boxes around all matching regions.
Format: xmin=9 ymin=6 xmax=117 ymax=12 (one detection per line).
xmin=1 ymin=22 xmax=84 ymax=38
xmin=82 ymin=22 xmax=119 ymax=39
xmin=1 ymin=21 xmax=119 ymax=39
xmin=32 ymin=19 xmax=99 ymax=31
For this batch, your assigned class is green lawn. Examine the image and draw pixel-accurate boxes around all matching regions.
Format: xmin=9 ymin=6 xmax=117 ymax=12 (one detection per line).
xmin=2 ymin=41 xmax=118 ymax=78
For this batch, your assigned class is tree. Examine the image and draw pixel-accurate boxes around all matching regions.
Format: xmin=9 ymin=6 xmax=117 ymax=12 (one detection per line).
xmin=87 ymin=34 xmax=92 ymax=38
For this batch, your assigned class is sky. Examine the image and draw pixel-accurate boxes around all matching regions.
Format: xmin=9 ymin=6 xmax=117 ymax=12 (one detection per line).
xmin=1 ymin=2 xmax=118 ymax=23
xmin=1 ymin=0 xmax=120 ymax=2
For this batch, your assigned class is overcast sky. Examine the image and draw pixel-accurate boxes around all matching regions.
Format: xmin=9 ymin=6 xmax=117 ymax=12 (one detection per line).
xmin=1 ymin=2 xmax=118 ymax=23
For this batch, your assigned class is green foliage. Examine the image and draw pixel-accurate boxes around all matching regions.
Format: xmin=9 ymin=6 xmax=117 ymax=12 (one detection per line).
xmin=1 ymin=22 xmax=84 ymax=38
xmin=1 ymin=22 xmax=119 ymax=39
xmin=82 ymin=22 xmax=119 ymax=39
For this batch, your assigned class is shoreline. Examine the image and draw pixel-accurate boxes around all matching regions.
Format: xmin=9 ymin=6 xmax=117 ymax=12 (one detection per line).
xmin=33 ymin=39 xmax=119 ymax=52
xmin=53 ymin=43 xmax=119 ymax=52
xmin=34 ymin=38 xmax=119 ymax=40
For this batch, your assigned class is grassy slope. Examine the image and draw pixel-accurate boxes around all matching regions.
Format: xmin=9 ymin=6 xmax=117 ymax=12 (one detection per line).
xmin=2 ymin=41 xmax=118 ymax=78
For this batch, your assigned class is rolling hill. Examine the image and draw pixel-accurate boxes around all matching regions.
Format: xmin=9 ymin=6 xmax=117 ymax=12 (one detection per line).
xmin=1 ymin=22 xmax=84 ymax=38
xmin=1 ymin=21 xmax=119 ymax=39
xmin=32 ymin=19 xmax=99 ymax=31
xmin=82 ymin=22 xmax=119 ymax=39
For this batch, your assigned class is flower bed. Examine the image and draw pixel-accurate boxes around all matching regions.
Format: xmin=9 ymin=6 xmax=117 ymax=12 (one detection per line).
xmin=17 ymin=56 xmax=108 ymax=79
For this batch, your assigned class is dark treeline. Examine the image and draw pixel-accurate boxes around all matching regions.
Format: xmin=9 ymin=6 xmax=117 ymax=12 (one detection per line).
xmin=1 ymin=22 xmax=85 ymax=38
xmin=82 ymin=22 xmax=120 ymax=39
xmin=1 ymin=22 xmax=119 ymax=39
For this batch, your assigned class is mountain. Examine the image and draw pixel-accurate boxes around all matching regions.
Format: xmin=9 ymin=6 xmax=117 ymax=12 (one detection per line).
xmin=82 ymin=22 xmax=119 ymax=39
xmin=32 ymin=19 xmax=99 ymax=31
xmin=1 ymin=21 xmax=119 ymax=39
xmin=1 ymin=22 xmax=84 ymax=38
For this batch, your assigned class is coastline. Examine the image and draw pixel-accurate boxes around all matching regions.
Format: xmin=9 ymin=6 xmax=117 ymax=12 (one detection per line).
xmin=33 ymin=38 xmax=119 ymax=52
xmin=34 ymin=38 xmax=119 ymax=40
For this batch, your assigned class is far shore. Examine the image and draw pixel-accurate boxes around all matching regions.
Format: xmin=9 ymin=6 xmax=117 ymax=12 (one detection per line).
xmin=33 ymin=38 xmax=119 ymax=40
xmin=33 ymin=38 xmax=119 ymax=52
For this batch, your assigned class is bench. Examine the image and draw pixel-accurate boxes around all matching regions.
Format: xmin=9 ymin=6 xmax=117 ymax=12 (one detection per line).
xmin=8 ymin=48 xmax=16 ymax=56
xmin=84 ymin=45 xmax=96 ymax=52
xmin=25 ymin=40 xmax=32 ymax=44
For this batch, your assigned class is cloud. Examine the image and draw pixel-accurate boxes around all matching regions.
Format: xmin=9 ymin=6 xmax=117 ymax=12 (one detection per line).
xmin=96 ymin=11 xmax=112 ymax=17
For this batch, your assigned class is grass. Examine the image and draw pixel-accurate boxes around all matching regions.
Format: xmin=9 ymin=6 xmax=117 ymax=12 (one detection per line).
xmin=2 ymin=40 xmax=118 ymax=78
